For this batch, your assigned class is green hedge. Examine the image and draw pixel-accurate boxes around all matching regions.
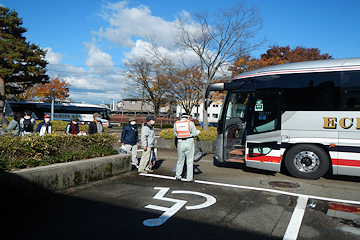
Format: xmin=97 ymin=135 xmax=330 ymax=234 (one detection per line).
xmin=0 ymin=133 xmax=118 ymax=171
xmin=159 ymin=127 xmax=217 ymax=141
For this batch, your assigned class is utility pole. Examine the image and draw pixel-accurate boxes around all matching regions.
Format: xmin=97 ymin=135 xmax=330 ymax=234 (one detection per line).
xmin=51 ymin=88 xmax=55 ymax=121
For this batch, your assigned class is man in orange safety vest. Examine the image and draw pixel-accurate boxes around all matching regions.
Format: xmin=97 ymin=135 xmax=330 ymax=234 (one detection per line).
xmin=174 ymin=113 xmax=200 ymax=182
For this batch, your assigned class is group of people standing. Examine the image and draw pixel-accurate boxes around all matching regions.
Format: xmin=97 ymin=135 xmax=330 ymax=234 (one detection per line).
xmin=5 ymin=111 xmax=52 ymax=136
xmin=2 ymin=111 xmax=104 ymax=136
xmin=120 ymin=115 xmax=156 ymax=173
xmin=120 ymin=113 xmax=199 ymax=182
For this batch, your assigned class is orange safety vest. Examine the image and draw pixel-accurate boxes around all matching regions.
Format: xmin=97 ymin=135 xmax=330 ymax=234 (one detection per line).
xmin=175 ymin=120 xmax=191 ymax=138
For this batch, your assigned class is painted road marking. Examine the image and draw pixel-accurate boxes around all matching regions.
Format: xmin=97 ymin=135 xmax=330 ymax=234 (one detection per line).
xmin=139 ymin=173 xmax=360 ymax=237
xmin=172 ymin=190 xmax=216 ymax=210
xmin=139 ymin=173 xmax=360 ymax=205
xmin=143 ymin=187 xmax=216 ymax=227
xmin=283 ymin=196 xmax=308 ymax=240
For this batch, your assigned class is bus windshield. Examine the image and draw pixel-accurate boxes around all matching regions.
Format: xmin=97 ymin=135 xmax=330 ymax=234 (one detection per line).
xmin=224 ymin=92 xmax=252 ymax=122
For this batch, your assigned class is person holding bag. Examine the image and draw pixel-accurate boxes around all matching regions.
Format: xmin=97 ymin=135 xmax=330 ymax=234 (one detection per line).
xmin=121 ymin=117 xmax=139 ymax=169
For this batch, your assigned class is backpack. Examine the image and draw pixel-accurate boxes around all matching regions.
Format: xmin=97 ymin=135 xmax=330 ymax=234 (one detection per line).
xmin=23 ymin=118 xmax=33 ymax=132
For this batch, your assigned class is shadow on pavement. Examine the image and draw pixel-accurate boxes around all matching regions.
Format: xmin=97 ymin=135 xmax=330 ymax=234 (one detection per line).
xmin=1 ymin=172 xmax=281 ymax=240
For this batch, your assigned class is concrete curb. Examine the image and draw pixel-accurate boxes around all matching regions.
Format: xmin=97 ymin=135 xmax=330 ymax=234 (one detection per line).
xmin=0 ymin=154 xmax=131 ymax=206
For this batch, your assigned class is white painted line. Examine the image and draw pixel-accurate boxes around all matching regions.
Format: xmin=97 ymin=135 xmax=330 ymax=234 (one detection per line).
xmin=139 ymin=173 xmax=360 ymax=205
xmin=172 ymin=190 xmax=216 ymax=210
xmin=143 ymin=187 xmax=187 ymax=227
xmin=143 ymin=187 xmax=216 ymax=227
xmin=283 ymin=196 xmax=308 ymax=240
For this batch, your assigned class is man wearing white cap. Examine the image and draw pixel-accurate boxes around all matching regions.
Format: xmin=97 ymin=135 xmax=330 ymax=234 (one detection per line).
xmin=174 ymin=113 xmax=200 ymax=182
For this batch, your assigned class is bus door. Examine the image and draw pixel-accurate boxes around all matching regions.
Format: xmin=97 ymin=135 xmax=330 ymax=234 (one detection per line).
xmin=245 ymin=90 xmax=282 ymax=172
xmin=222 ymin=92 xmax=252 ymax=163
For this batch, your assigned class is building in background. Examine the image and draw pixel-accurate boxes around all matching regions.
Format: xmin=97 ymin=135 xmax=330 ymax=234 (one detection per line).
xmin=176 ymin=100 xmax=222 ymax=124
xmin=115 ymin=97 xmax=175 ymax=116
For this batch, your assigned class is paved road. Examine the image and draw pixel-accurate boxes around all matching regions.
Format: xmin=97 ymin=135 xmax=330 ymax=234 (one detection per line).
xmin=3 ymin=149 xmax=360 ymax=240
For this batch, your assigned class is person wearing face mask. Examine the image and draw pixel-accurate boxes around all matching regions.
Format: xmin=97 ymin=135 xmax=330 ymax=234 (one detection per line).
xmin=35 ymin=114 xmax=52 ymax=136
xmin=88 ymin=112 xmax=103 ymax=135
xmin=138 ymin=115 xmax=156 ymax=173
xmin=121 ymin=117 xmax=139 ymax=169
xmin=65 ymin=117 xmax=80 ymax=135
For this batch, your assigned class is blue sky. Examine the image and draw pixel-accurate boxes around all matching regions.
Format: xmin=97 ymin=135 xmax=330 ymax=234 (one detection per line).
xmin=1 ymin=0 xmax=360 ymax=104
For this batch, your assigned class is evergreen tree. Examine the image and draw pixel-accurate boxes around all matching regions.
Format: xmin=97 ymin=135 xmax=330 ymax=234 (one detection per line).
xmin=0 ymin=6 xmax=48 ymax=118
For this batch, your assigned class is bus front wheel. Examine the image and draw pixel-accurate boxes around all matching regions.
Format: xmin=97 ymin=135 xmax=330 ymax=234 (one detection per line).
xmin=285 ymin=144 xmax=330 ymax=180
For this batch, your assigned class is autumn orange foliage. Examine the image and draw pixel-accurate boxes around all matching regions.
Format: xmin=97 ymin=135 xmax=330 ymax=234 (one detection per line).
xmin=230 ymin=45 xmax=332 ymax=77
xmin=25 ymin=76 xmax=70 ymax=102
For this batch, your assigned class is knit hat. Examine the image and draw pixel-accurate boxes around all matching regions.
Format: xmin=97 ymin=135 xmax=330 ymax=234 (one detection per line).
xmin=71 ymin=116 xmax=79 ymax=122
xmin=93 ymin=112 xmax=101 ymax=118
xmin=181 ymin=113 xmax=191 ymax=118
xmin=146 ymin=115 xmax=155 ymax=122
xmin=129 ymin=117 xmax=136 ymax=122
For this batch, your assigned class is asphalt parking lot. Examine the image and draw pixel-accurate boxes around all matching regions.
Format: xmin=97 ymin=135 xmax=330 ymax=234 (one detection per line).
xmin=3 ymin=149 xmax=360 ymax=240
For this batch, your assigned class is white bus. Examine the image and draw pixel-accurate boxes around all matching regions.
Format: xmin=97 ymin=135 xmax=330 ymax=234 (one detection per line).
xmin=5 ymin=101 xmax=111 ymax=127
xmin=205 ymin=58 xmax=360 ymax=179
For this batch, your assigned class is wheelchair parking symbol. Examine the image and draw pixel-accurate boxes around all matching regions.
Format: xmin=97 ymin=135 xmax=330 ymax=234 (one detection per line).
xmin=143 ymin=187 xmax=217 ymax=227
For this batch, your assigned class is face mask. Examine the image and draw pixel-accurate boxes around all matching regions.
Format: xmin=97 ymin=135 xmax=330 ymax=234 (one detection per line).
xmin=130 ymin=121 xmax=136 ymax=125
xmin=73 ymin=121 xmax=77 ymax=124
xmin=96 ymin=117 xmax=101 ymax=121
xmin=44 ymin=118 xmax=50 ymax=122
xmin=150 ymin=120 xmax=155 ymax=125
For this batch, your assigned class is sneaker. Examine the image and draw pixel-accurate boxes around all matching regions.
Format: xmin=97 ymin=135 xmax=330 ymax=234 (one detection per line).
xmin=147 ymin=169 xmax=154 ymax=173
xmin=187 ymin=179 xmax=195 ymax=182
xmin=138 ymin=170 xmax=148 ymax=173
xmin=175 ymin=177 xmax=181 ymax=181
xmin=132 ymin=164 xmax=139 ymax=169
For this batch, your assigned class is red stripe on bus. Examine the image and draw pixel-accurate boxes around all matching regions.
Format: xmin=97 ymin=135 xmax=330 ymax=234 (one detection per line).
xmin=246 ymin=154 xmax=282 ymax=163
xmin=329 ymin=203 xmax=360 ymax=214
xmin=332 ymin=159 xmax=360 ymax=167
xmin=232 ymin=66 xmax=360 ymax=80
xmin=246 ymin=155 xmax=360 ymax=167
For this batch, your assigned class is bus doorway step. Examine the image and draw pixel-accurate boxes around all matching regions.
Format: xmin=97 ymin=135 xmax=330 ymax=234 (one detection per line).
xmin=227 ymin=158 xmax=245 ymax=163
xmin=230 ymin=149 xmax=245 ymax=155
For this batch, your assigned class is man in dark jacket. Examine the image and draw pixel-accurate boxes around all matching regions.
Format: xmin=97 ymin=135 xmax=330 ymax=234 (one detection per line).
xmin=121 ymin=117 xmax=139 ymax=168
xmin=35 ymin=114 xmax=52 ymax=136
xmin=88 ymin=112 xmax=103 ymax=135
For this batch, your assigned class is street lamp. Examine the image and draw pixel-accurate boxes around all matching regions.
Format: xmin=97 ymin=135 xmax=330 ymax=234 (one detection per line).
xmin=51 ymin=88 xmax=55 ymax=121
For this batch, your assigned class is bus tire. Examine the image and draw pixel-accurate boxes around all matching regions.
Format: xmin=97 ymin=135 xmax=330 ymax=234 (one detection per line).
xmin=284 ymin=144 xmax=330 ymax=180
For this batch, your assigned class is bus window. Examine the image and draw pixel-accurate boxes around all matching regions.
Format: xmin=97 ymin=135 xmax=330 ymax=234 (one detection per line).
xmin=249 ymin=91 xmax=280 ymax=134
xmin=343 ymin=71 xmax=360 ymax=109
xmin=225 ymin=92 xmax=251 ymax=121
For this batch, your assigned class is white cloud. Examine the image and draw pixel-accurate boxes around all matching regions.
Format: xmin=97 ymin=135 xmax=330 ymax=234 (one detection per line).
xmin=45 ymin=47 xmax=63 ymax=65
xmin=85 ymin=43 xmax=114 ymax=74
xmin=44 ymin=46 xmax=126 ymax=104
xmin=94 ymin=1 xmax=179 ymax=49
xmin=44 ymin=2 xmax=204 ymax=104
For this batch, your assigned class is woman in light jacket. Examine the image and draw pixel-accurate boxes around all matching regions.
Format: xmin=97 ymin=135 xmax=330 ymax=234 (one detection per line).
xmin=6 ymin=113 xmax=22 ymax=136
